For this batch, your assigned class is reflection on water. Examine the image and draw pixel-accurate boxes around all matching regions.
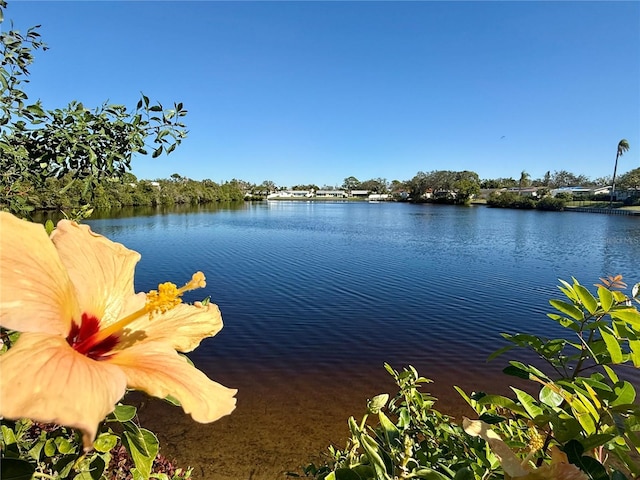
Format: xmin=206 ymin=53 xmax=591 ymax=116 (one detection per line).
xmin=31 ymin=202 xmax=248 ymax=223
xmin=39 ymin=202 xmax=640 ymax=392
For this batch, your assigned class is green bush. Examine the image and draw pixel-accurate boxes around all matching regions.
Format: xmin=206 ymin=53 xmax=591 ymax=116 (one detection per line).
xmin=536 ymin=196 xmax=565 ymax=211
xmin=487 ymin=191 xmax=536 ymax=209
xmin=555 ymin=192 xmax=574 ymax=201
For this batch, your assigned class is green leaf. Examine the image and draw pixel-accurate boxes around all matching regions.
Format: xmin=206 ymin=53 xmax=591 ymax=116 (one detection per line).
xmin=44 ymin=437 xmax=56 ymax=456
xmin=73 ymin=455 xmax=106 ymax=480
xmin=93 ymin=432 xmax=119 ymax=453
xmin=475 ymin=394 xmax=528 ymax=417
xmin=367 ymin=394 xmax=389 ymax=414
xmin=360 ymin=434 xmax=389 ymax=479
xmin=28 ymin=438 xmax=45 ymax=461
xmin=55 ymin=436 xmax=76 ymax=454
xmin=578 ymin=377 xmax=613 ymax=394
xmin=598 ymin=286 xmax=614 ymax=312
xmin=112 ymin=404 xmax=137 ymax=422
xmin=549 ymin=415 xmax=583 ymax=443
xmin=487 ymin=344 xmax=515 ymax=361
xmin=610 ymin=307 xmax=640 ymax=327
xmin=508 ymin=361 xmax=548 ymax=379
xmin=575 ymin=284 xmax=598 ymax=314
xmin=580 ymin=433 xmax=616 ymax=452
xmin=611 ymin=381 xmax=636 ymax=406
xmin=132 ymin=469 xmax=146 ymax=480
xmin=546 ymin=313 xmax=580 ymax=331
xmin=611 ymin=471 xmax=630 ymax=480
xmin=411 ymin=468 xmax=450 ymax=479
xmin=44 ymin=219 xmax=55 ymax=235
xmin=602 ymin=365 xmax=619 ymax=383
xmin=74 ymin=471 xmax=94 ymax=480
xmin=351 ymin=465 xmax=375 ymax=479
xmin=1 ymin=425 xmax=17 ymax=445
xmin=629 ymin=339 xmax=640 ymax=367
xmin=575 ymin=391 xmax=600 ymax=420
xmin=331 ymin=468 xmax=365 ymax=480
xmin=453 ymin=467 xmax=475 ymax=480
xmin=540 ymin=385 xmax=564 ymax=407
xmin=511 ymin=388 xmax=544 ymax=419
xmin=378 ymin=411 xmax=400 ymax=446
xmin=558 ymin=279 xmax=579 ymax=302
xmin=54 ymin=455 xmax=77 ymax=478
xmin=25 ymin=103 xmax=45 ymax=117
xmin=0 ymin=458 xmax=36 ymax=480
xmin=502 ymin=364 xmax=529 ymax=380
xmin=478 ymin=413 xmax=505 ymax=424
xmin=549 ymin=299 xmax=584 ymax=321
xmin=122 ymin=427 xmax=159 ymax=480
xmin=453 ymin=386 xmax=473 ymax=407
xmin=599 ymin=326 xmax=623 ymax=364
xmin=570 ymin=397 xmax=597 ymax=435
xmin=569 ymin=454 xmax=608 ymax=480
xmin=163 ymin=395 xmax=182 ymax=407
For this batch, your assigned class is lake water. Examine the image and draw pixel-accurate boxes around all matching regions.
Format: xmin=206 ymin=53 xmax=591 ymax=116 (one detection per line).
xmin=68 ymin=201 xmax=640 ymax=397
xmin=32 ymin=201 xmax=640 ymax=477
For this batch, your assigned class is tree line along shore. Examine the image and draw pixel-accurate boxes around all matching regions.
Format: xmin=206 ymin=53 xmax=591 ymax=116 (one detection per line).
xmin=7 ymin=167 xmax=640 ymax=214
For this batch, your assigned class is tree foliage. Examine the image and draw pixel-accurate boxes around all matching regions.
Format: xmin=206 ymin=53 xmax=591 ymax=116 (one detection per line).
xmin=547 ymin=170 xmax=592 ymax=188
xmin=342 ymin=176 xmax=361 ymax=191
xmin=359 ymin=177 xmax=389 ymax=194
xmin=617 ymin=167 xmax=640 ymax=190
xmin=407 ymin=170 xmax=480 ymax=205
xmin=0 ymin=0 xmax=187 ymax=215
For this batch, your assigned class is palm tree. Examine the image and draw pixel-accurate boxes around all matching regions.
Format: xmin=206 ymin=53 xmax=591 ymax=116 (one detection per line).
xmin=518 ymin=170 xmax=530 ymax=195
xmin=609 ymin=139 xmax=630 ymax=208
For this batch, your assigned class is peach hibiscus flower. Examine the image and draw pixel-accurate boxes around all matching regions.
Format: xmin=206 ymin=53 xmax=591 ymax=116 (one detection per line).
xmin=0 ymin=212 xmax=236 ymax=449
xmin=463 ymin=418 xmax=588 ymax=480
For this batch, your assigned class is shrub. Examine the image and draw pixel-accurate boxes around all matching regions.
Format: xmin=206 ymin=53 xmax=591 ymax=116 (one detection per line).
xmin=555 ymin=191 xmax=573 ymax=201
xmin=536 ymin=196 xmax=565 ymax=211
xmin=623 ymin=196 xmax=640 ymax=206
xmin=487 ymin=191 xmax=536 ymax=209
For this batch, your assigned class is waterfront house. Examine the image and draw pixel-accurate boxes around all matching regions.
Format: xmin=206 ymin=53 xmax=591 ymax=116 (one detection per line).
xmin=267 ymin=190 xmax=313 ymax=199
xmin=506 ymin=186 xmax=540 ymax=197
xmin=315 ymin=190 xmax=347 ymax=198
xmin=350 ymin=190 xmax=370 ymax=198
xmin=550 ymin=186 xmax=610 ymax=198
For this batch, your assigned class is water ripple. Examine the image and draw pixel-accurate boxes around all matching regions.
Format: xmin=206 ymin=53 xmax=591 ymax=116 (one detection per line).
xmin=87 ymin=202 xmax=640 ymax=388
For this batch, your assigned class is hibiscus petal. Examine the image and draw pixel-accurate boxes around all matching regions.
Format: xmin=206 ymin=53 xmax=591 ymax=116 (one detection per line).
xmin=109 ymin=342 xmax=237 ymax=423
xmin=463 ymin=417 xmax=531 ymax=477
xmin=50 ymin=220 xmax=141 ymax=326
xmin=0 ymin=332 xmax=127 ymax=449
xmin=125 ymin=301 xmax=224 ymax=352
xmin=0 ymin=212 xmax=78 ymax=335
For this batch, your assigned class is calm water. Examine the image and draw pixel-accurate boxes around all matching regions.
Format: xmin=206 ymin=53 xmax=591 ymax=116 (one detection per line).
xmin=56 ymin=202 xmax=640 ymax=391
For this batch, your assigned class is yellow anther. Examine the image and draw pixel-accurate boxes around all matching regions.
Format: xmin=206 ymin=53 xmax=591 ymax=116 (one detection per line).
xmin=146 ymin=282 xmax=182 ymax=316
xmin=146 ymin=272 xmax=207 ymax=318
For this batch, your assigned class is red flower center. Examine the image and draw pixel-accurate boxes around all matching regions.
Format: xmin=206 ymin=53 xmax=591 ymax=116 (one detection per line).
xmin=66 ymin=313 xmax=119 ymax=360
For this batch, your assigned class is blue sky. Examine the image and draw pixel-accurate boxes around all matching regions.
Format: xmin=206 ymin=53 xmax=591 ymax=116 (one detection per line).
xmin=4 ymin=1 xmax=639 ymax=187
